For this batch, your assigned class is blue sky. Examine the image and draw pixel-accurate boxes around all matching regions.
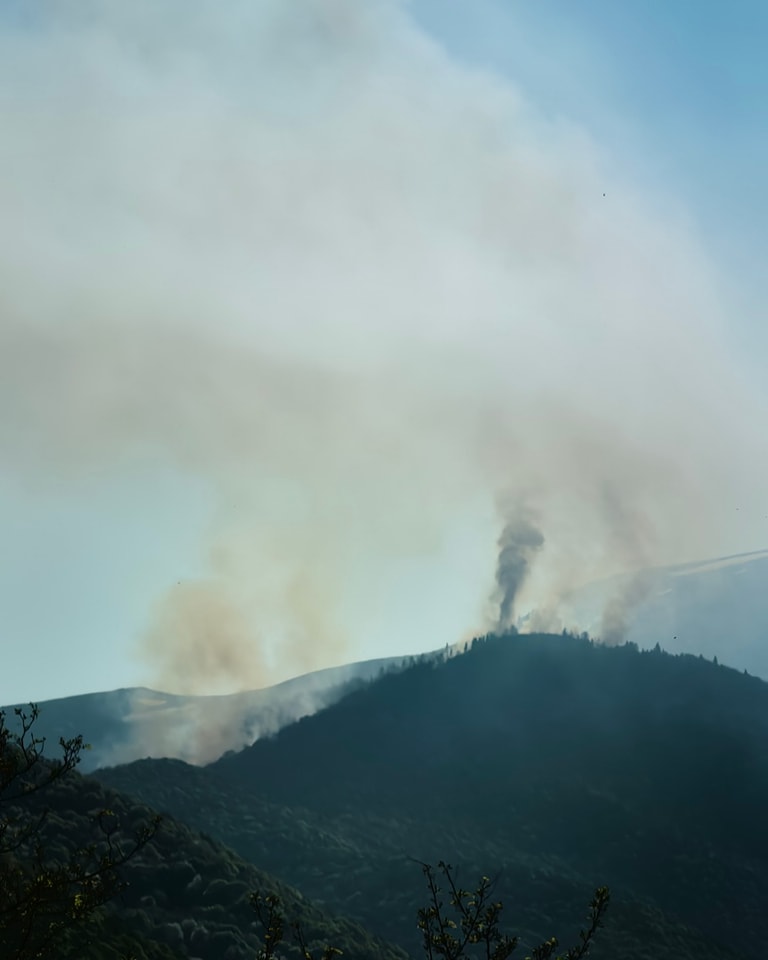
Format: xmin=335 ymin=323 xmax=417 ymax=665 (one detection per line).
xmin=0 ymin=0 xmax=766 ymax=704
xmin=413 ymin=0 xmax=768 ymax=350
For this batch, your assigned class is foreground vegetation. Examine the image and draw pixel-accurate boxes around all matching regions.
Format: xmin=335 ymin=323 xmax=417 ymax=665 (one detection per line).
xmin=5 ymin=631 xmax=766 ymax=958
xmin=1 ymin=699 xmax=608 ymax=959
xmin=0 ymin=706 xmax=405 ymax=959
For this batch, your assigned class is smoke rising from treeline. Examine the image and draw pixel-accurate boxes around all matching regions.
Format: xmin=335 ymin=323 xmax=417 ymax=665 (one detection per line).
xmin=494 ymin=505 xmax=545 ymax=630
xmin=1 ymin=0 xmax=767 ymax=693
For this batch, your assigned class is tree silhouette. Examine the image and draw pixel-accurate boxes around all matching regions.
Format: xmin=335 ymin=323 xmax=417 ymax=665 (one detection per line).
xmin=0 ymin=704 xmax=158 ymax=960
xmin=252 ymin=861 xmax=609 ymax=960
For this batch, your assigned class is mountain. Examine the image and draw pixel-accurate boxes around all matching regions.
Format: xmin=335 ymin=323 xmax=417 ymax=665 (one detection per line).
xmin=2 ymin=757 xmax=406 ymax=960
xmin=553 ymin=549 xmax=768 ymax=677
xmin=9 ymin=548 xmax=767 ymax=773
xmin=96 ymin=632 xmax=768 ymax=959
xmin=2 ymin=655 xmax=407 ymax=770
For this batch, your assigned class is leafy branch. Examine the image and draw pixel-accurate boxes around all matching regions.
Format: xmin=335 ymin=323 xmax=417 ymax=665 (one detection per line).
xmin=1 ymin=705 xmax=160 ymax=960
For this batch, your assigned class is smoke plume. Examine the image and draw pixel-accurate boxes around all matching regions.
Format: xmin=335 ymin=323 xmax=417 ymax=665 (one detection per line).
xmin=1 ymin=0 xmax=767 ymax=700
xmin=493 ymin=505 xmax=545 ymax=630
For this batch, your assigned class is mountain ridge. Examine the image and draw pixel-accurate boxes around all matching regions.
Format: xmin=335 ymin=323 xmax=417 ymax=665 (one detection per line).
xmin=96 ymin=632 xmax=768 ymax=959
xmin=554 ymin=549 xmax=768 ymax=677
xmin=2 ymin=654 xmax=410 ymax=770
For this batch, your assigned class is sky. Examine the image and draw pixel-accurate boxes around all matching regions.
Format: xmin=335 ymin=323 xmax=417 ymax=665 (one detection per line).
xmin=1 ymin=0 xmax=767 ymax=704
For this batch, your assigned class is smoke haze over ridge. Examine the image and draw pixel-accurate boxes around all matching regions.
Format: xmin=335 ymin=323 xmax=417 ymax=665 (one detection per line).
xmin=1 ymin=0 xmax=767 ymax=699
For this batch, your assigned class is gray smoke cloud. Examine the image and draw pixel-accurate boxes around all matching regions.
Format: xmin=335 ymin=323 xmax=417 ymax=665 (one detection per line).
xmin=102 ymin=660 xmax=401 ymax=767
xmin=594 ymin=486 xmax=656 ymax=643
xmin=493 ymin=505 xmax=545 ymax=630
xmin=598 ymin=570 xmax=656 ymax=645
xmin=1 ymin=0 xmax=768 ymax=698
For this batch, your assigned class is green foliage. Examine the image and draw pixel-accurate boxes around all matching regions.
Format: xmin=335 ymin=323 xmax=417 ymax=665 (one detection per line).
xmin=415 ymin=862 xmax=608 ymax=960
xmin=250 ymin=862 xmax=608 ymax=960
xmin=251 ymin=891 xmax=343 ymax=960
xmin=417 ymin=863 xmax=521 ymax=960
xmin=2 ymin=705 xmax=408 ymax=960
xmin=0 ymin=704 xmax=158 ymax=960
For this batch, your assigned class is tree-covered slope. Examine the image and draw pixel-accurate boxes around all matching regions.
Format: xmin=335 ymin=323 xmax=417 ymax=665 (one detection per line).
xmin=6 ymin=763 xmax=406 ymax=960
xmin=97 ymin=633 xmax=768 ymax=959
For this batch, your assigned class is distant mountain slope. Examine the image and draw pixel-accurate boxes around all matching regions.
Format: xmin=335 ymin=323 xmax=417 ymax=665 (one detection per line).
xmin=7 ymin=762 xmax=406 ymax=960
xmin=557 ymin=549 xmax=768 ymax=676
xmin=2 ymin=656 xmax=408 ymax=769
xmin=97 ymin=633 xmax=768 ymax=959
xmin=11 ymin=546 xmax=768 ymax=770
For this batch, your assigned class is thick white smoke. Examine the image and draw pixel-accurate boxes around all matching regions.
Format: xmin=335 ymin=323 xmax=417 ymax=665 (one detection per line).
xmin=1 ymin=0 xmax=766 ymax=694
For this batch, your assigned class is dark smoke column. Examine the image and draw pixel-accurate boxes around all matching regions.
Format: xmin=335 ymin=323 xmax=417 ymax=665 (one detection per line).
xmin=494 ymin=507 xmax=545 ymax=630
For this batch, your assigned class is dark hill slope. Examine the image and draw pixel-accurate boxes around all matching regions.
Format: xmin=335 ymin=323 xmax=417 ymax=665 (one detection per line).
xmin=97 ymin=634 xmax=768 ymax=959
xmin=9 ymin=765 xmax=405 ymax=960
xmin=214 ymin=634 xmax=768 ymax=845
xmin=213 ymin=633 xmax=768 ymax=954
xmin=98 ymin=754 xmax=742 ymax=960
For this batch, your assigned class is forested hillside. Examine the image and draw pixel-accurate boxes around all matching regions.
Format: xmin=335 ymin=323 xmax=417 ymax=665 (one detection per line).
xmin=0 ymin=732 xmax=406 ymax=960
xmin=98 ymin=633 xmax=768 ymax=959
